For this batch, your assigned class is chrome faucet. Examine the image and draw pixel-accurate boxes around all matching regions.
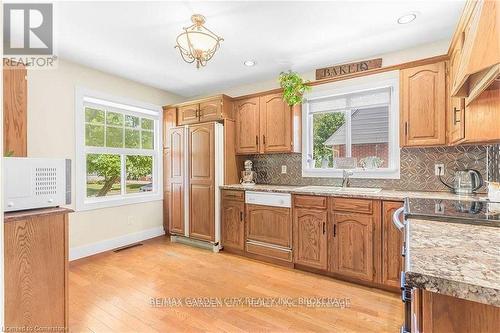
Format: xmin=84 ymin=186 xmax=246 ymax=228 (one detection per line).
xmin=342 ymin=170 xmax=354 ymax=188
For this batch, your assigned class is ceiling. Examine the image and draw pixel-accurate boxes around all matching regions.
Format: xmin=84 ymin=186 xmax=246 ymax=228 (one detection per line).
xmin=55 ymin=1 xmax=465 ymax=97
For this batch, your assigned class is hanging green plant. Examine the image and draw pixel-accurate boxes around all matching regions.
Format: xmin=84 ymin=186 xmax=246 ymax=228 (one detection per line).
xmin=278 ymin=71 xmax=312 ymax=106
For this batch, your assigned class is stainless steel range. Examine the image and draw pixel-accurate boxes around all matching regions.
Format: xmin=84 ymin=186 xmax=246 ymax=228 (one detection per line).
xmin=393 ymin=197 xmax=500 ymax=333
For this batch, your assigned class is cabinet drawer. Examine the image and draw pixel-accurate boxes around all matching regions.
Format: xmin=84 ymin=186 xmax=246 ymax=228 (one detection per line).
xmin=222 ymin=190 xmax=244 ymax=201
xmin=294 ymin=195 xmax=327 ymax=209
xmin=246 ymin=241 xmax=292 ymax=262
xmin=331 ymin=198 xmax=373 ymax=214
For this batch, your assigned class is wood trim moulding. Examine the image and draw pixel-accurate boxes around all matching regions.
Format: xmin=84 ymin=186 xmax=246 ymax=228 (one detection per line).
xmin=163 ymin=94 xmax=233 ymax=109
xmin=308 ymin=54 xmax=449 ymax=87
xmin=232 ymin=55 xmax=449 ymax=100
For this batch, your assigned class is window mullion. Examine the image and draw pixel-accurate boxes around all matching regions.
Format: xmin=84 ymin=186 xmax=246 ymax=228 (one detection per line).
xmin=346 ymin=109 xmax=352 ymax=158
xmin=121 ymin=154 xmax=126 ymax=195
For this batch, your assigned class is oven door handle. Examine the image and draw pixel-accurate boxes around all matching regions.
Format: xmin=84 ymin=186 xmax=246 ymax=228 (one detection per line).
xmin=392 ymin=206 xmax=406 ymax=231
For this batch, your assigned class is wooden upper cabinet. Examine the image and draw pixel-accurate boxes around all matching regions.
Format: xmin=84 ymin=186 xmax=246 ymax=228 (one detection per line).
xmin=169 ymin=127 xmax=185 ymax=235
xmin=448 ymin=44 xmax=466 ymax=144
xmin=381 ymin=201 xmax=404 ymax=289
xmin=260 ymin=93 xmax=292 ymax=153
xmin=221 ymin=198 xmax=245 ymax=251
xmin=400 ymin=61 xmax=446 ymax=147
xmin=329 ymin=212 xmax=375 ymax=282
xmin=178 ymin=104 xmax=199 ymax=125
xmin=235 ymin=92 xmax=301 ymax=154
xmin=175 ymin=95 xmax=233 ymax=126
xmin=3 ymin=63 xmax=27 ymax=157
xmin=188 ymin=123 xmax=215 ymax=241
xmin=235 ymin=97 xmax=260 ymax=154
xmin=293 ymin=207 xmax=327 ymax=270
xmin=199 ymin=99 xmax=221 ymax=122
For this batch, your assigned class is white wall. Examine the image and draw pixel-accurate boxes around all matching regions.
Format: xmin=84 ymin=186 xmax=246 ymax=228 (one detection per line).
xmin=27 ymin=59 xmax=183 ymax=257
xmin=198 ymin=39 xmax=449 ymax=98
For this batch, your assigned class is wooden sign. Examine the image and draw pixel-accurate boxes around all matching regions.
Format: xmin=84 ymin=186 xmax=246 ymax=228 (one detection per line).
xmin=316 ymin=58 xmax=383 ymax=80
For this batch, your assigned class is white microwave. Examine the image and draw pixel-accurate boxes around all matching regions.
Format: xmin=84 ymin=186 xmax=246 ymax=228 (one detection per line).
xmin=4 ymin=157 xmax=71 ymax=212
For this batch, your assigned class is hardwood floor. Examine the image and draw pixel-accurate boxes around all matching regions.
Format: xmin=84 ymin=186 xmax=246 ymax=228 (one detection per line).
xmin=69 ymin=237 xmax=403 ymax=332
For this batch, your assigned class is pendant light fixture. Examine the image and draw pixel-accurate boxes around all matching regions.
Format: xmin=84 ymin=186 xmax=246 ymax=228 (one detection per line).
xmin=175 ymin=14 xmax=224 ymax=69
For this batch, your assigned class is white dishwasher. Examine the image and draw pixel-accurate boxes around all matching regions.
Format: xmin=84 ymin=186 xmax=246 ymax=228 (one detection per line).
xmin=245 ymin=191 xmax=293 ymax=263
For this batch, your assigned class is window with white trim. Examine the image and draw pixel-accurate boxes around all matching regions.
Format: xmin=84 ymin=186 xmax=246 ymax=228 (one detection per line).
xmin=76 ymin=89 xmax=162 ymax=210
xmin=302 ymin=71 xmax=400 ymax=179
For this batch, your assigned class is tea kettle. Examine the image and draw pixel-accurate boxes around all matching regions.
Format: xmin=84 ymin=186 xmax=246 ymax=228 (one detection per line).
xmin=439 ymin=169 xmax=483 ymax=195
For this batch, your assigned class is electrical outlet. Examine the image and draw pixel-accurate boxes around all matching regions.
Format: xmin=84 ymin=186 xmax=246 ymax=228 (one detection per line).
xmin=281 ymin=165 xmax=287 ymax=174
xmin=435 ymin=164 xmax=445 ymax=176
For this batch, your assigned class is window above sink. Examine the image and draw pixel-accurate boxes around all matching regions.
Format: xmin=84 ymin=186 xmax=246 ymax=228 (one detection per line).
xmin=301 ymin=71 xmax=400 ymax=179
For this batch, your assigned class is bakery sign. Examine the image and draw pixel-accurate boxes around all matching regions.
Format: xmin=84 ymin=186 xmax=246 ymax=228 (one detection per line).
xmin=316 ymin=58 xmax=383 ymax=80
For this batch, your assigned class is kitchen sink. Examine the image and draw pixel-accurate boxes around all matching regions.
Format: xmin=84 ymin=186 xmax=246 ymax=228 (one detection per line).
xmin=336 ymin=187 xmax=382 ymax=193
xmin=296 ymin=186 xmax=382 ymax=194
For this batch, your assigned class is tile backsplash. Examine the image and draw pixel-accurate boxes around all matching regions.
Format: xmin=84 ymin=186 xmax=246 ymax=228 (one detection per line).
xmin=245 ymin=145 xmax=499 ymax=192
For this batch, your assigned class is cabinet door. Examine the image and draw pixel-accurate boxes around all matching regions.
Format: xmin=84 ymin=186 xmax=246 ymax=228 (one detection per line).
xmin=163 ymin=107 xmax=177 ymax=148
xmin=329 ymin=212 xmax=374 ymax=281
xmin=449 ymin=43 xmax=466 ymax=144
xmin=5 ymin=214 xmax=67 ymax=327
xmin=163 ymin=191 xmax=170 ymax=233
xmin=401 ymin=62 xmax=446 ymax=147
xmin=235 ymin=97 xmax=260 ymax=154
xmin=260 ymin=93 xmax=291 ymax=153
xmin=381 ymin=201 xmax=404 ymax=288
xmin=169 ymin=127 xmax=184 ymax=235
xmin=246 ymin=205 xmax=291 ymax=248
xmin=178 ymin=104 xmax=199 ymax=125
xmin=188 ymin=123 xmax=215 ymax=241
xmin=199 ymin=99 xmax=222 ymax=123
xmin=222 ymin=200 xmax=245 ymax=250
xmin=293 ymin=208 xmax=327 ymax=270
xmin=3 ymin=63 xmax=27 ymax=157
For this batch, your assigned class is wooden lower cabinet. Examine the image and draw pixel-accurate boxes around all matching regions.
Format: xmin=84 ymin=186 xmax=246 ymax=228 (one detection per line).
xmin=169 ymin=183 xmax=184 ymax=235
xmin=329 ymin=211 xmax=375 ymax=282
xmin=221 ymin=199 xmax=245 ymax=251
xmin=246 ymin=204 xmax=292 ymax=248
xmin=4 ymin=208 xmax=70 ymax=330
xmin=419 ymin=290 xmax=500 ymax=333
xmin=381 ymin=201 xmax=404 ymax=288
xmin=293 ymin=207 xmax=328 ymax=270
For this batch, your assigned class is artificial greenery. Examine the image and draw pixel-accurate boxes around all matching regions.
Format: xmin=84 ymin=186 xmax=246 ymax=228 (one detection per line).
xmin=278 ymin=71 xmax=311 ymax=106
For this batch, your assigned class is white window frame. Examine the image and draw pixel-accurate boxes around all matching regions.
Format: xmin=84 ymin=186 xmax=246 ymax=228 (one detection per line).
xmin=75 ymin=87 xmax=163 ymax=211
xmin=302 ymin=70 xmax=400 ymax=179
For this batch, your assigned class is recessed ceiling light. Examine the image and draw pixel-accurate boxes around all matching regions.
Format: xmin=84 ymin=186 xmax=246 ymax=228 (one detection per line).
xmin=244 ymin=60 xmax=256 ymax=67
xmin=397 ymin=13 xmax=417 ymax=24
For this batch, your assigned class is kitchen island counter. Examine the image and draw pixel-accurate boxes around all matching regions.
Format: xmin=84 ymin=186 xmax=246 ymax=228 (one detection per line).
xmin=406 ymin=218 xmax=499 ymax=306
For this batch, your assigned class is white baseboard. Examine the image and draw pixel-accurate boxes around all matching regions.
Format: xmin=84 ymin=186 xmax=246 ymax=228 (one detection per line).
xmin=69 ymin=226 xmax=165 ymax=261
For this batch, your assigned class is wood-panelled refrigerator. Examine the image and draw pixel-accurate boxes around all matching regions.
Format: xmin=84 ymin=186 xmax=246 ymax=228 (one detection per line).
xmin=168 ymin=122 xmax=224 ymax=251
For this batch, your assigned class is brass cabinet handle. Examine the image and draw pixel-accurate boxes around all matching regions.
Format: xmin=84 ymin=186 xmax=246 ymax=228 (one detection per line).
xmin=333 ymin=224 xmax=337 ymax=237
xmin=404 ymin=122 xmax=408 ymax=136
xmin=323 ymin=222 xmax=326 ymax=235
xmin=255 ymin=135 xmax=259 ymax=145
xmin=240 ymin=211 xmax=243 ymax=222
xmin=263 ymin=135 xmax=266 ymax=145
xmin=453 ymin=107 xmax=461 ymax=124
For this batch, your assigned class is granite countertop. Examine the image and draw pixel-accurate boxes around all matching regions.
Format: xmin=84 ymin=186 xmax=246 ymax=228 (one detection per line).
xmin=220 ymin=184 xmax=489 ymax=201
xmin=406 ymin=218 xmax=499 ymax=306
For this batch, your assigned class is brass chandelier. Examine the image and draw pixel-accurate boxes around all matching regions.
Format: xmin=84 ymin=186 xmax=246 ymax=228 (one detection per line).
xmin=175 ymin=14 xmax=224 ymax=69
